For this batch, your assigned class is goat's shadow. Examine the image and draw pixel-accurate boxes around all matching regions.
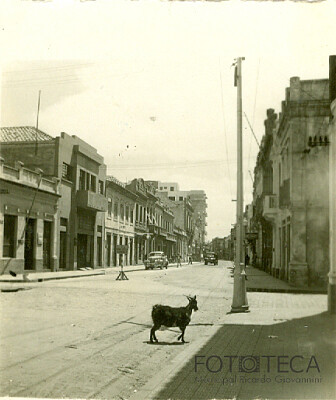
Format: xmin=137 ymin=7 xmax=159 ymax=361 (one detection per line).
xmin=144 ymin=340 xmax=188 ymax=346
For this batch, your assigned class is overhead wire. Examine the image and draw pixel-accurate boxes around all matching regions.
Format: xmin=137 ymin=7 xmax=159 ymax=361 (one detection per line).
xmin=246 ymin=57 xmax=260 ymax=186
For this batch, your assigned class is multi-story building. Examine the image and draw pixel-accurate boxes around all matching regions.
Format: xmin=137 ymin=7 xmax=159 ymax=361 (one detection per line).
xmin=173 ymin=226 xmax=188 ymax=262
xmin=0 ymin=158 xmax=60 ymax=274
xmin=157 ymin=191 xmax=193 ymax=259
xmin=151 ymin=181 xmax=207 ymax=260
xmin=0 ymin=128 xmax=107 ymax=271
xmin=253 ymin=77 xmax=330 ymax=288
xmin=211 ymin=237 xmax=225 ymax=259
xmin=125 ymin=178 xmax=157 ymax=263
xmin=148 ymin=198 xmax=176 ymax=259
xmin=251 ymin=109 xmax=276 ymax=274
xmin=105 ymin=176 xmax=137 ymax=267
xmin=188 ymin=190 xmax=207 ymax=261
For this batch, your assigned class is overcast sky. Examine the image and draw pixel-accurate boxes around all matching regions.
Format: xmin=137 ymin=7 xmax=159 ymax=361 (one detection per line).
xmin=1 ymin=0 xmax=335 ymax=240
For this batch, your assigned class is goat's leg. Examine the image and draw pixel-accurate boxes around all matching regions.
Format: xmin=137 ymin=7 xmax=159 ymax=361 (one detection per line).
xmin=150 ymin=324 xmax=160 ymax=343
xmin=178 ymin=326 xmax=186 ymax=343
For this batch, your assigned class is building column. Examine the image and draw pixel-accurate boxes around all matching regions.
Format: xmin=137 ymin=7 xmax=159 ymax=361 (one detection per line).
xmin=116 ymin=234 xmax=120 ymax=267
xmin=51 ymin=214 xmax=59 ymax=272
xmin=0 ymin=208 xmax=3 ymax=260
xmin=289 ymin=208 xmax=308 ymax=286
xmin=328 ymin=98 xmax=336 ymax=313
xmin=35 ymin=218 xmax=44 ymax=271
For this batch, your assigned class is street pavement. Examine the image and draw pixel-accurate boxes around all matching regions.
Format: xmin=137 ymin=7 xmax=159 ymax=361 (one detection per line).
xmin=131 ymin=264 xmax=335 ymax=400
xmin=1 ymin=261 xmax=334 ymax=400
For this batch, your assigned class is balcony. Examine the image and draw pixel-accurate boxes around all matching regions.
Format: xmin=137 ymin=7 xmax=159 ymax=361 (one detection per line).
xmin=263 ymin=194 xmax=278 ymax=222
xmin=77 ymin=190 xmax=108 ymax=212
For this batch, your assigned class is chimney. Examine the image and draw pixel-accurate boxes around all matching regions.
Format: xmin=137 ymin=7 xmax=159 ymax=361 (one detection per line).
xmin=329 ymin=55 xmax=336 ymax=104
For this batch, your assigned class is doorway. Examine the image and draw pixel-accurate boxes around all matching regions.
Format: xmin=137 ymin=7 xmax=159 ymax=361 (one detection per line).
xmin=113 ymin=234 xmax=117 ymax=266
xmin=59 ymin=231 xmax=67 ymax=269
xmin=77 ymin=234 xmax=92 ymax=268
xmin=24 ymin=218 xmax=35 ymax=270
xmin=106 ymin=233 xmax=111 ymax=267
xmin=43 ymin=221 xmax=52 ymax=269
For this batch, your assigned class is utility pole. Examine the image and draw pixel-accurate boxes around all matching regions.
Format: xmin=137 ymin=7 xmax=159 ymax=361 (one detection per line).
xmin=231 ymin=57 xmax=249 ymax=313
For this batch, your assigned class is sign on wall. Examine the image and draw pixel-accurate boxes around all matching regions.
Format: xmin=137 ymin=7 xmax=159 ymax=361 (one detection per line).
xmin=116 ymin=245 xmax=128 ymax=254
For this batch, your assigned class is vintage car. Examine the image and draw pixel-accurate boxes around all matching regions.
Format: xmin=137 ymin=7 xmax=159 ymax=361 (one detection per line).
xmin=204 ymin=252 xmax=218 ymax=265
xmin=144 ymin=251 xmax=169 ymax=270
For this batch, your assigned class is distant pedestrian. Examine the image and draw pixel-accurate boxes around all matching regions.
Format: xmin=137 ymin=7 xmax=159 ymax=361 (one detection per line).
xmin=177 ymin=254 xmax=182 ymax=268
xmin=245 ymin=254 xmax=250 ymax=267
xmin=188 ymin=255 xmax=193 ymax=265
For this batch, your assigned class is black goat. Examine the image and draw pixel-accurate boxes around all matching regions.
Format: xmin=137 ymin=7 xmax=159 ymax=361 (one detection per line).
xmin=150 ymin=295 xmax=198 ymax=343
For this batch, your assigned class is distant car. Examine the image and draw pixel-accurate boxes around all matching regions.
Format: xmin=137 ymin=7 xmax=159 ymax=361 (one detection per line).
xmin=144 ymin=251 xmax=169 ymax=270
xmin=204 ymin=252 xmax=218 ymax=265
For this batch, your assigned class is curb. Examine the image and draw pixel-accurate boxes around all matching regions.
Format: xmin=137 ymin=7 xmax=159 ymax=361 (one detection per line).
xmin=246 ymin=287 xmax=327 ymax=294
xmin=0 ymin=262 xmax=202 ymax=284
xmin=0 ymin=271 xmax=105 ymax=283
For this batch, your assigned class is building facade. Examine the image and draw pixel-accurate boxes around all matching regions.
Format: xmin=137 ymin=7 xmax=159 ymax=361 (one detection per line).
xmin=105 ymin=176 xmax=137 ymax=267
xmin=0 ymin=158 xmax=60 ymax=274
xmin=153 ymin=181 xmax=207 ymax=260
xmin=252 ymin=78 xmax=330 ymax=288
xmin=0 ymin=128 xmax=107 ymax=271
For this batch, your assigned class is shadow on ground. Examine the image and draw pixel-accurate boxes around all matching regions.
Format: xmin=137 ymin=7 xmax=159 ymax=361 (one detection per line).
xmin=144 ymin=341 xmax=186 ymax=346
xmin=154 ymin=312 xmax=336 ymax=399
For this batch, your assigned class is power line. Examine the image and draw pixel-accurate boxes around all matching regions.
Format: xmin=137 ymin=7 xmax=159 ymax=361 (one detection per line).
xmin=246 ymin=57 xmax=260 ymax=184
xmin=244 ymin=112 xmax=260 ymax=147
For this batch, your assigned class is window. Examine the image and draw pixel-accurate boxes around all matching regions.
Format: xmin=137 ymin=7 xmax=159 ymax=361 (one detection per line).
xmin=86 ymin=172 xmax=90 ymax=190
xmin=108 ymin=198 xmax=112 ymax=217
xmin=130 ymin=209 xmax=134 ymax=223
xmin=3 ymin=215 xmax=16 ymax=258
xmin=170 ymin=187 xmax=174 ymax=191
xmin=160 ymin=187 xmax=163 ymax=190
xmin=79 ymin=169 xmax=86 ymax=190
xmin=90 ymin=175 xmax=96 ymax=192
xmin=179 ymin=196 xmax=184 ymax=201
xmin=169 ymin=196 xmax=175 ymax=201
xmin=62 ymin=163 xmax=72 ymax=181
xmin=164 ymin=186 xmax=167 ymax=189
xmin=98 ymin=180 xmax=104 ymax=195
xmin=114 ymin=201 xmax=118 ymax=219
xmin=126 ymin=205 xmax=129 ymax=221
xmin=60 ymin=218 xmax=68 ymax=227
xmin=120 ymin=203 xmax=124 ymax=221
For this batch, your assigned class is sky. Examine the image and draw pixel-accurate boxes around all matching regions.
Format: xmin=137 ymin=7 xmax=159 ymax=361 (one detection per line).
xmin=1 ymin=0 xmax=335 ymax=240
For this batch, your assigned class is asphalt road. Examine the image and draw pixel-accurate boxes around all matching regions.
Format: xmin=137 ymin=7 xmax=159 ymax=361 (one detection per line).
xmin=0 ymin=261 xmax=234 ymax=399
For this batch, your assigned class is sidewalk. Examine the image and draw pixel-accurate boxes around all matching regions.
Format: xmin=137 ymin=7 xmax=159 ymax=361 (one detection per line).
xmin=238 ymin=264 xmax=326 ymax=294
xmin=0 ymin=261 xmax=198 ymax=287
xmin=132 ymin=292 xmax=335 ymax=400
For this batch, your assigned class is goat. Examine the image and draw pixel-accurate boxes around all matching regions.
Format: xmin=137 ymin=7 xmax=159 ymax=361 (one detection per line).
xmin=150 ymin=295 xmax=198 ymax=343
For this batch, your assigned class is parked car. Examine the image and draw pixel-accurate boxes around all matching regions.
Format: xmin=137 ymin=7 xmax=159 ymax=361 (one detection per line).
xmin=144 ymin=251 xmax=169 ymax=270
xmin=204 ymin=252 xmax=218 ymax=265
